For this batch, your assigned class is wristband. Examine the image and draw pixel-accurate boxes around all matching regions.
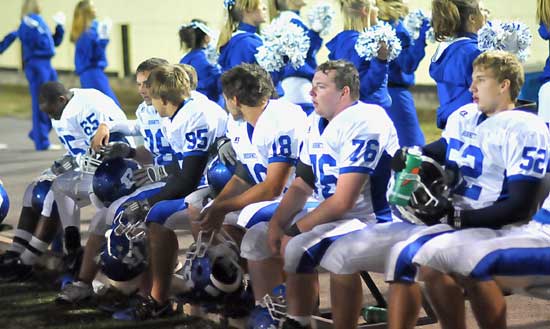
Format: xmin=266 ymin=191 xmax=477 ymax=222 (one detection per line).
xmin=284 ymin=223 xmax=302 ymax=237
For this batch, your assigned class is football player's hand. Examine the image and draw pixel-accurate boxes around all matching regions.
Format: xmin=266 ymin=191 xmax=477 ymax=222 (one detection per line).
xmin=217 ymin=139 xmax=237 ymax=166
xmin=121 ymin=199 xmax=150 ymax=224
xmin=91 ymin=123 xmax=110 ymax=152
xmin=133 ymin=165 xmax=168 ymax=187
xmin=267 ymin=221 xmax=286 ymax=255
xmin=198 ymin=205 xmax=225 ymax=232
xmin=51 ymin=155 xmax=78 ymax=175
xmin=100 ymin=142 xmax=133 ymax=160
xmin=413 ymin=195 xmax=453 ymax=226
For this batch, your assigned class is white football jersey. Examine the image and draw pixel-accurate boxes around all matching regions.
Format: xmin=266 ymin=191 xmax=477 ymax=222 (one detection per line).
xmin=135 ymin=102 xmax=174 ymax=166
xmin=443 ymin=104 xmax=550 ymax=210
xmin=300 ymin=102 xmax=399 ymax=220
xmin=52 ymin=88 xmax=127 ymax=156
xmin=227 ymin=99 xmax=307 ymax=185
xmin=163 ymin=96 xmax=228 ymax=166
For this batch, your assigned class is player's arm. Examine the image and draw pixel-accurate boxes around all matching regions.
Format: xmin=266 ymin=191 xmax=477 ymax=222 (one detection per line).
xmin=211 ymin=161 xmax=293 ymax=214
xmin=91 ymin=120 xmax=137 ymax=151
xmin=290 ymin=172 xmax=368 ymax=233
xmin=211 ymin=161 xmax=254 ymax=204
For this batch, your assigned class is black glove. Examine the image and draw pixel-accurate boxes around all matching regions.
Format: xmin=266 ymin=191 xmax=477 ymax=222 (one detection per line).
xmin=100 ymin=142 xmax=134 ymax=160
xmin=411 ymin=194 xmax=454 ymax=226
xmin=121 ymin=199 xmax=151 ymax=223
xmin=391 ymin=147 xmax=409 ymax=172
xmin=51 ymin=155 xmax=79 ymax=175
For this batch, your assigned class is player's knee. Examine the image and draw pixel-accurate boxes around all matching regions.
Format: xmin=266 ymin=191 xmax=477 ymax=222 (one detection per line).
xmin=241 ymin=223 xmax=272 ymax=261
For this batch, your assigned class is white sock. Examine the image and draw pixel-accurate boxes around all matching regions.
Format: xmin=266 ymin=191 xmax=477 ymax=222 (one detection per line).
xmin=9 ymin=229 xmax=32 ymax=254
xmin=19 ymin=236 xmax=48 ymax=265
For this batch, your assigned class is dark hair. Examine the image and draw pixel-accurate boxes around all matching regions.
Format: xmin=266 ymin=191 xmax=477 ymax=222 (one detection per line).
xmin=179 ymin=19 xmax=208 ymax=50
xmin=221 ymin=63 xmax=274 ymax=106
xmin=39 ymin=81 xmax=68 ymax=103
xmin=136 ymin=58 xmax=169 ymax=74
xmin=432 ymin=0 xmax=482 ymax=41
xmin=316 ymin=60 xmax=360 ymax=100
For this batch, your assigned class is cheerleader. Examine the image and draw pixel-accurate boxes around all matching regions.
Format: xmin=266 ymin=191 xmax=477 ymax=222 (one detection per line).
xmin=70 ymin=0 xmax=120 ymax=105
xmin=179 ymin=19 xmax=222 ymax=104
xmin=537 ymin=0 xmax=550 ymax=120
xmin=327 ymin=0 xmax=391 ymax=110
xmin=430 ymin=0 xmax=484 ymax=129
xmin=377 ymin=0 xmax=426 ymax=146
xmin=269 ymin=0 xmax=323 ymax=115
xmin=0 ymin=0 xmax=65 ymax=151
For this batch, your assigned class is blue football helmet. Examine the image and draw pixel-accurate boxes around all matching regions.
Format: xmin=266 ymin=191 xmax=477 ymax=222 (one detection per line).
xmin=0 ymin=180 xmax=9 ymax=223
xmin=175 ymin=230 xmax=243 ymax=302
xmin=80 ymin=133 xmax=131 ymax=174
xmin=247 ymin=284 xmax=287 ymax=329
xmin=207 ymin=158 xmax=235 ymax=195
xmin=31 ymin=176 xmax=55 ymax=213
xmin=93 ymin=158 xmax=139 ymax=206
xmin=99 ymin=212 xmax=147 ymax=282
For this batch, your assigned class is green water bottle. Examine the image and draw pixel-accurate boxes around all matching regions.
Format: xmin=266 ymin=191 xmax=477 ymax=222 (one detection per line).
xmin=362 ymin=306 xmax=388 ymax=324
xmin=388 ymin=147 xmax=423 ymax=206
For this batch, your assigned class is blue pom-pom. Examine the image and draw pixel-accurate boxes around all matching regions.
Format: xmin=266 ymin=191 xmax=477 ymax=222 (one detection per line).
xmin=307 ymin=3 xmax=335 ymax=36
xmin=478 ymin=20 xmax=532 ymax=62
xmin=256 ymin=20 xmax=310 ymax=72
xmin=355 ymin=22 xmax=402 ymax=62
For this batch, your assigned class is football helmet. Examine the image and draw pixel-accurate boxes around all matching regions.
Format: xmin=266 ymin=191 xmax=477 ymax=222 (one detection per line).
xmin=99 ymin=212 xmax=147 ymax=282
xmin=175 ymin=230 xmax=243 ymax=302
xmin=79 ymin=132 xmax=131 ymax=174
xmin=247 ymin=285 xmax=287 ymax=329
xmin=31 ymin=175 xmax=56 ymax=213
xmin=207 ymin=157 xmax=235 ymax=195
xmin=92 ymin=158 xmax=139 ymax=206
xmin=0 ymin=180 xmax=9 ymax=223
xmin=392 ymin=155 xmax=453 ymax=225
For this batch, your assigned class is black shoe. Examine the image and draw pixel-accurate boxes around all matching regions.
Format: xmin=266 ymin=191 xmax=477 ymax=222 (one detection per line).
xmin=281 ymin=318 xmax=311 ymax=329
xmin=96 ymin=291 xmax=144 ymax=313
xmin=112 ymin=295 xmax=175 ymax=321
xmin=0 ymin=260 xmax=33 ymax=283
xmin=0 ymin=251 xmax=20 ymax=266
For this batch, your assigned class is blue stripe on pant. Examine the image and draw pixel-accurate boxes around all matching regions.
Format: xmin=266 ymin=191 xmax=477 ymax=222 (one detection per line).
xmin=79 ymin=67 xmax=120 ymax=106
xmin=245 ymin=201 xmax=319 ymax=229
xmin=145 ymin=198 xmax=188 ymax=225
xmin=392 ymin=230 xmax=453 ymax=282
xmin=295 ymin=232 xmax=353 ymax=273
xmin=471 ymin=247 xmax=550 ymax=280
xmin=25 ymin=58 xmax=57 ymax=150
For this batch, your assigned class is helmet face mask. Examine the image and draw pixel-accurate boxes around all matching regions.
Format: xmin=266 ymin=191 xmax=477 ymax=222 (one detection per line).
xmin=79 ymin=148 xmax=104 ymax=174
xmin=394 ymin=156 xmax=452 ymax=225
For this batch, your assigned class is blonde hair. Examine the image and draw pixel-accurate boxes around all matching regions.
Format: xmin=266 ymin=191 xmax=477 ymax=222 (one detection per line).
xmin=537 ymin=0 xmax=550 ymax=28
xmin=218 ymin=0 xmax=262 ymax=51
xmin=473 ymin=51 xmax=524 ymax=101
xmin=177 ymin=64 xmax=198 ymax=90
xmin=21 ymin=0 xmax=40 ymax=18
xmin=431 ymin=0 xmax=482 ymax=41
xmin=376 ymin=0 xmax=409 ymax=22
xmin=70 ymin=0 xmax=96 ymax=43
xmin=147 ymin=65 xmax=191 ymax=105
xmin=340 ymin=0 xmax=373 ymax=32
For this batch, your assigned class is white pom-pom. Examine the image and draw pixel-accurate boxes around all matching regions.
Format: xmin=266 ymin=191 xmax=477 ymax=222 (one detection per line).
xmin=355 ymin=22 xmax=402 ymax=62
xmin=403 ymin=9 xmax=435 ymax=43
xmin=307 ymin=3 xmax=335 ymax=36
xmin=478 ymin=20 xmax=532 ymax=62
xmin=256 ymin=20 xmax=311 ymax=72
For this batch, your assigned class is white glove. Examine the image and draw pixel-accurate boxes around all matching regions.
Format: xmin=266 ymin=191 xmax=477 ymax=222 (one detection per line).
xmin=133 ymin=165 xmax=169 ymax=187
xmin=52 ymin=12 xmax=66 ymax=26
xmin=217 ymin=138 xmax=237 ymax=166
xmin=97 ymin=18 xmax=112 ymax=40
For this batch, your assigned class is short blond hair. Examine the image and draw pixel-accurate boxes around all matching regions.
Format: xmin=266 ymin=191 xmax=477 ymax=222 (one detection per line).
xmin=473 ymin=51 xmax=524 ymax=101
xmin=147 ymin=65 xmax=191 ymax=105
xmin=177 ymin=64 xmax=198 ymax=90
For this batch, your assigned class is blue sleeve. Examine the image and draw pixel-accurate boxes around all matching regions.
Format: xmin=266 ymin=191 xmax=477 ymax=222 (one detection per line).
xmin=539 ymin=22 xmax=550 ymax=40
xmin=395 ymin=28 xmax=426 ymax=74
xmin=52 ymin=24 xmax=64 ymax=47
xmin=0 ymin=31 xmax=17 ymax=54
xmin=77 ymin=30 xmax=108 ymax=71
xmin=360 ymin=58 xmax=389 ymax=96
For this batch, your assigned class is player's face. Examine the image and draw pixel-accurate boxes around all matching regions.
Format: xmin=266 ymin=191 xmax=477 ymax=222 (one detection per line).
xmin=223 ymin=94 xmax=243 ymax=120
xmin=310 ymin=70 xmax=342 ymax=120
xmin=470 ymin=67 xmax=503 ymax=115
xmin=39 ymin=96 xmax=65 ymax=120
xmin=136 ymin=71 xmax=152 ymax=105
xmin=151 ymin=97 xmax=168 ymax=117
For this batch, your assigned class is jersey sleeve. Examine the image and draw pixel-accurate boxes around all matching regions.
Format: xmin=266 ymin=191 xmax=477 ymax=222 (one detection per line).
xmin=505 ymin=125 xmax=550 ymax=181
xmin=266 ymin=109 xmax=307 ymax=165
